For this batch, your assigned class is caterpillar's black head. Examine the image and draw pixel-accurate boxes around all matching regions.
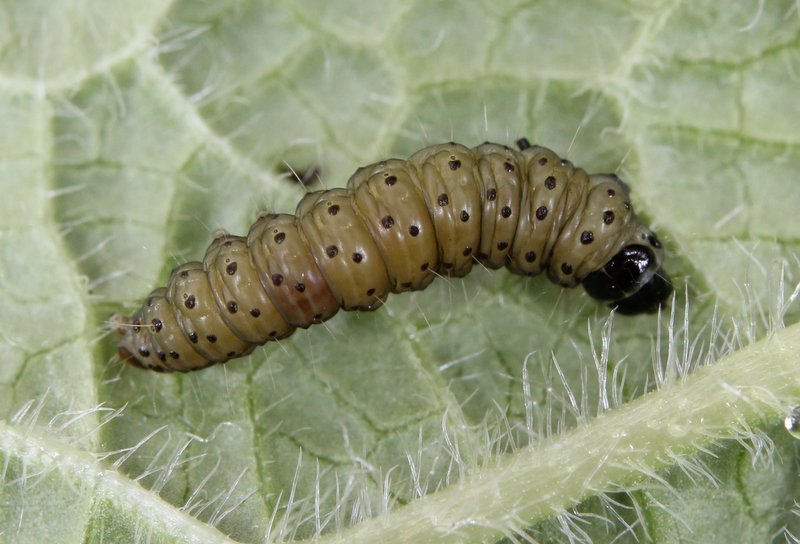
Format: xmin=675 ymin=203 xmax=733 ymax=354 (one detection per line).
xmin=582 ymin=245 xmax=672 ymax=315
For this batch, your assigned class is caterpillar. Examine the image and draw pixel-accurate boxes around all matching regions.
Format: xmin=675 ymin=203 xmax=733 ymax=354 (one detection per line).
xmin=110 ymin=139 xmax=672 ymax=372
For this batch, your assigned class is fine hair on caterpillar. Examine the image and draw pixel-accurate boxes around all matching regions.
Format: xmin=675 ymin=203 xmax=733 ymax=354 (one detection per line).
xmin=110 ymin=139 xmax=672 ymax=372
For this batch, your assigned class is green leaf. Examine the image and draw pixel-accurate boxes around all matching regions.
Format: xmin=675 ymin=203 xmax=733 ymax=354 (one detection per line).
xmin=1 ymin=1 xmax=799 ymax=543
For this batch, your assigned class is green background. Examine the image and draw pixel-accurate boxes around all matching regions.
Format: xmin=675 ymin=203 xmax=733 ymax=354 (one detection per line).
xmin=1 ymin=1 xmax=799 ymax=542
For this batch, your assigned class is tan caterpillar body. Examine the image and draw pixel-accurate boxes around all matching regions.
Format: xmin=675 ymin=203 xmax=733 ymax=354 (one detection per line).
xmin=111 ymin=140 xmax=670 ymax=372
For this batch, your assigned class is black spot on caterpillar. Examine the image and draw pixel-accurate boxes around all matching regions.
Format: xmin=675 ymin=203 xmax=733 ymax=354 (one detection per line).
xmin=110 ymin=139 xmax=672 ymax=372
